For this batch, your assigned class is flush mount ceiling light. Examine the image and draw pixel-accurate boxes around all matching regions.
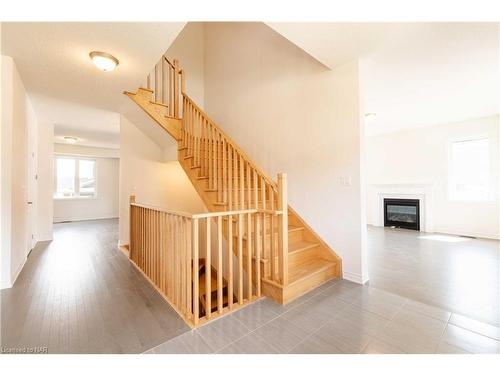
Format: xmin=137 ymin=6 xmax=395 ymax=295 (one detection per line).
xmin=364 ymin=113 xmax=377 ymax=119
xmin=63 ymin=136 xmax=78 ymax=144
xmin=89 ymin=51 xmax=119 ymax=72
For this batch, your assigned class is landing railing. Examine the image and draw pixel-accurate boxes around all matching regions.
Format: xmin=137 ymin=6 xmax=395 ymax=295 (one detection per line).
xmin=128 ymin=195 xmax=286 ymax=327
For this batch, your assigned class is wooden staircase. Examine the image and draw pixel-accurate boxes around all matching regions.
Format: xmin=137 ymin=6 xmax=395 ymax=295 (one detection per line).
xmin=125 ymin=57 xmax=342 ymax=311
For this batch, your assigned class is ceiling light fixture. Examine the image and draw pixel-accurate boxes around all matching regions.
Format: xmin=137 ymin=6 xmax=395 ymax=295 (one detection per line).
xmin=64 ymin=136 xmax=78 ymax=144
xmin=89 ymin=51 xmax=119 ymax=72
xmin=364 ymin=113 xmax=377 ymax=119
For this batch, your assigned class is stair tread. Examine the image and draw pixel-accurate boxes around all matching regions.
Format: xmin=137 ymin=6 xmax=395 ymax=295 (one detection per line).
xmin=288 ymin=258 xmax=336 ymax=285
xmin=288 ymin=240 xmax=319 ymax=254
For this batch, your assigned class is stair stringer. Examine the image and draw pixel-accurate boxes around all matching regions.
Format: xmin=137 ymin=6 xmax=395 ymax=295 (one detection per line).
xmin=124 ymin=88 xmax=182 ymax=141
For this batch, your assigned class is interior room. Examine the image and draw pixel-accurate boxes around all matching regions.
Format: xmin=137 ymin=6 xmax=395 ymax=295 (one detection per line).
xmin=1 ymin=16 xmax=499 ymax=362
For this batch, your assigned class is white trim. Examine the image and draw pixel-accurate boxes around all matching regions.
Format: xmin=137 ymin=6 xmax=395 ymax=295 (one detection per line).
xmin=343 ymin=271 xmax=369 ymax=285
xmin=53 ymin=215 xmax=118 ymax=223
xmin=0 ymin=256 xmax=27 ymax=290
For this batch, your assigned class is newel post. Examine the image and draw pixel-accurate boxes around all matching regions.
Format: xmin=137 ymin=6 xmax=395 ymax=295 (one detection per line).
xmin=277 ymin=173 xmax=288 ymax=285
xmin=129 ymin=195 xmax=136 ymax=259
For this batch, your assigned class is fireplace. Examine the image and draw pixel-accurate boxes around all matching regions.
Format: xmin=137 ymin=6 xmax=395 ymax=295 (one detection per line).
xmin=384 ymin=198 xmax=420 ymax=230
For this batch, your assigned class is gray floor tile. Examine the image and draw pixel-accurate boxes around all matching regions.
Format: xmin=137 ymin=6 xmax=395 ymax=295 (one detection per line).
xmin=232 ymin=300 xmax=279 ymax=330
xmin=253 ymin=316 xmax=309 ymax=353
xmin=196 ymin=315 xmax=250 ymax=352
xmin=280 ymin=301 xmax=334 ymax=335
xmin=449 ymin=313 xmax=500 ymax=341
xmin=391 ymin=307 xmax=447 ymax=339
xmin=333 ymin=304 xmax=391 ymax=337
xmin=218 ymin=331 xmax=279 ymax=354
xmin=377 ymin=320 xmax=442 ymax=353
xmin=151 ymin=331 xmax=213 ymax=354
xmin=289 ymin=333 xmax=344 ymax=354
xmin=435 ymin=341 xmax=471 ymax=354
xmin=361 ymin=338 xmax=406 ymax=354
xmin=402 ymin=299 xmax=451 ymax=322
xmin=440 ymin=324 xmax=500 ymax=354
xmin=313 ymin=316 xmax=377 ymax=353
xmin=352 ymin=287 xmax=407 ymax=320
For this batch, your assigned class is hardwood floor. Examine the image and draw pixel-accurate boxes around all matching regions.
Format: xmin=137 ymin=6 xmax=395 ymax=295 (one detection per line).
xmin=0 ymin=219 xmax=189 ymax=354
xmin=367 ymin=226 xmax=500 ymax=327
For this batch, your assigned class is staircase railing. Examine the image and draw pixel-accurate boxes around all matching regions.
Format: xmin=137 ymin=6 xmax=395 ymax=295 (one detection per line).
xmin=180 ymin=94 xmax=289 ymax=286
xmin=145 ymin=55 xmax=184 ymax=118
xmin=128 ymin=195 xmax=284 ymax=327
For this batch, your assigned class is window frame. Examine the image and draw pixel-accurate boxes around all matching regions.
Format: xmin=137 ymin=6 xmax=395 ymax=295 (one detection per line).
xmin=53 ymin=154 xmax=98 ymax=200
xmin=447 ymin=134 xmax=492 ymax=202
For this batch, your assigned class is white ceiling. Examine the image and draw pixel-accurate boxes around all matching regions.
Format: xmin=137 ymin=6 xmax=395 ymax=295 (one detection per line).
xmin=269 ymin=23 xmax=500 ymax=136
xmin=2 ymin=22 xmax=185 ymax=147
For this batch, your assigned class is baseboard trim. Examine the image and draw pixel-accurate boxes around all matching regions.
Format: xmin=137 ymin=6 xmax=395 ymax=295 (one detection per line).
xmin=1 ymin=256 xmax=28 ymax=289
xmin=343 ymin=271 xmax=369 ymax=285
xmin=53 ymin=215 xmax=118 ymax=223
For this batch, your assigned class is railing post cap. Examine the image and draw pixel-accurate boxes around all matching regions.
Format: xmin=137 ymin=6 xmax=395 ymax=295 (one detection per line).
xmin=277 ymin=172 xmax=287 ymax=179
xmin=129 ymin=195 xmax=136 ymax=203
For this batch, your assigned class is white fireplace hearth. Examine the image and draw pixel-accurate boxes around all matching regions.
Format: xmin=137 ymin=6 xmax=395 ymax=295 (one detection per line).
xmin=367 ymin=183 xmax=435 ymax=233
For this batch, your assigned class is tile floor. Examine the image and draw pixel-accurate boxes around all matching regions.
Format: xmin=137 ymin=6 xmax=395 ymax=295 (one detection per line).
xmin=145 ymin=279 xmax=500 ymax=354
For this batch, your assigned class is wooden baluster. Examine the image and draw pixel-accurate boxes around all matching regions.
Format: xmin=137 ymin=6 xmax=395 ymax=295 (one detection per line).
xmin=246 ymin=212 xmax=252 ymax=300
xmin=246 ymin=163 xmax=251 ymax=209
xmin=168 ymin=64 xmax=173 ymax=116
xmin=162 ymin=58 xmax=166 ymax=104
xmin=278 ymin=173 xmax=288 ymax=285
xmin=233 ymin=149 xmax=239 ymax=209
xmin=215 ymin=131 xmax=219 ymax=198
xmin=253 ymin=170 xmax=258 ymax=209
xmin=255 ymin=213 xmax=261 ymax=297
xmin=192 ymin=218 xmax=199 ymax=325
xmin=217 ymin=216 xmax=223 ymax=313
xmin=237 ymin=213 xmax=243 ymax=304
xmin=227 ymin=145 xmax=233 ymax=210
xmin=129 ymin=195 xmax=136 ymax=260
xmin=173 ymin=59 xmax=179 ymax=117
xmin=154 ymin=63 xmax=158 ymax=102
xmin=209 ymin=123 xmax=214 ymax=190
xmin=205 ymin=218 xmax=211 ymax=319
xmin=174 ymin=216 xmax=179 ymax=308
xmin=239 ymin=156 xmax=244 ymax=210
xmin=180 ymin=216 xmax=185 ymax=314
xmin=270 ymin=186 xmax=276 ymax=281
xmin=222 ymin=138 xmax=227 ymax=204
xmin=227 ymin=214 xmax=233 ymax=309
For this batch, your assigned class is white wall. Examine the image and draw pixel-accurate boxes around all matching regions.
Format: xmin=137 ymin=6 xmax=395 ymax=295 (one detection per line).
xmin=53 ymin=144 xmax=119 ymax=223
xmin=1 ymin=55 xmax=37 ymax=288
xmin=366 ymin=115 xmax=500 ymax=239
xmin=119 ymin=115 xmax=205 ymax=246
xmin=37 ymin=122 xmax=54 ymax=241
xmin=166 ymin=22 xmax=205 ymax=107
xmin=203 ymin=23 xmax=368 ymax=283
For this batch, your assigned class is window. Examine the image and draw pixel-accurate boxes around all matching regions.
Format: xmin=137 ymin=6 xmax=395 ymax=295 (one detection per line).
xmin=449 ymin=137 xmax=490 ymax=201
xmin=54 ymin=157 xmax=96 ymax=198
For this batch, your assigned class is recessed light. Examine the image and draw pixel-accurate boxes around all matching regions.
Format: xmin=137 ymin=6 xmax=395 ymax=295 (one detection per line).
xmin=364 ymin=113 xmax=377 ymax=119
xmin=64 ymin=136 xmax=78 ymax=144
xmin=89 ymin=51 xmax=119 ymax=72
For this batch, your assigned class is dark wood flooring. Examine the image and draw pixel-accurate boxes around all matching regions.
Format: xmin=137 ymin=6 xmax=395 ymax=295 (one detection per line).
xmin=0 ymin=219 xmax=189 ymax=354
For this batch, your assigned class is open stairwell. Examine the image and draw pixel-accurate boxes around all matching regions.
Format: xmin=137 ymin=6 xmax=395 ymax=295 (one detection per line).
xmin=125 ymin=57 xmax=342 ymax=327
